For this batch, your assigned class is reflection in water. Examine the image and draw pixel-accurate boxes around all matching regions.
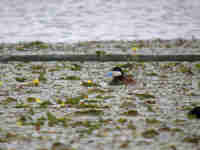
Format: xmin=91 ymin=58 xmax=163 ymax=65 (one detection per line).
xmin=0 ymin=0 xmax=200 ymax=43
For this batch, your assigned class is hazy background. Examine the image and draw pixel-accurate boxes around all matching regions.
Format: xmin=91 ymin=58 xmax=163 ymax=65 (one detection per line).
xmin=0 ymin=0 xmax=200 ymax=43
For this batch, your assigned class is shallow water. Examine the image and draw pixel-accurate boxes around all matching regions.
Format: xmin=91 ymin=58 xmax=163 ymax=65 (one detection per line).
xmin=0 ymin=61 xmax=200 ymax=150
xmin=0 ymin=0 xmax=200 ymax=43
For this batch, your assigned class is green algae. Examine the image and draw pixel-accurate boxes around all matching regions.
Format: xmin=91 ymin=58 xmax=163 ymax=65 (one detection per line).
xmin=135 ymin=93 xmax=155 ymax=100
xmin=121 ymin=110 xmax=139 ymax=116
xmin=39 ymin=100 xmax=53 ymax=108
xmin=16 ymin=41 xmax=49 ymax=51
xmin=178 ymin=64 xmax=192 ymax=74
xmin=120 ymin=101 xmax=136 ymax=109
xmin=27 ymin=97 xmax=37 ymax=103
xmin=65 ymin=95 xmax=85 ymax=105
xmin=195 ymin=63 xmax=200 ymax=70
xmin=87 ymin=88 xmax=110 ymax=94
xmin=60 ymin=75 xmax=81 ymax=80
xmin=73 ymin=109 xmax=103 ymax=116
xmin=117 ymin=118 xmax=127 ymax=124
xmin=95 ymin=95 xmax=114 ymax=100
xmin=141 ymin=129 xmax=159 ymax=139
xmin=15 ymin=76 xmax=27 ymax=82
xmin=127 ymin=121 xmax=137 ymax=130
xmin=70 ymin=64 xmax=82 ymax=71
xmin=96 ymin=50 xmax=106 ymax=56
xmin=0 ymin=97 xmax=17 ymax=105
xmin=183 ymin=136 xmax=200 ymax=144
xmin=77 ymin=103 xmax=109 ymax=109
xmin=81 ymin=81 xmax=99 ymax=87
xmin=46 ymin=112 xmax=69 ymax=127
xmin=146 ymin=72 xmax=158 ymax=76
xmin=146 ymin=118 xmax=161 ymax=125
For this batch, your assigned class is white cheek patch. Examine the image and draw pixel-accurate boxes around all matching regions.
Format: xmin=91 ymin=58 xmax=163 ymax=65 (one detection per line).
xmin=111 ymin=71 xmax=122 ymax=77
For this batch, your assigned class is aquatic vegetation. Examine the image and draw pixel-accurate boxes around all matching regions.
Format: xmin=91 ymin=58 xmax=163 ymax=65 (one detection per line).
xmin=127 ymin=121 xmax=137 ymax=130
xmin=81 ymin=80 xmax=99 ymax=87
xmin=131 ymin=47 xmax=138 ymax=52
xmin=119 ymin=140 xmax=130 ymax=148
xmin=121 ymin=110 xmax=139 ymax=116
xmin=114 ymin=44 xmax=127 ymax=50
xmin=73 ymin=120 xmax=102 ymax=136
xmin=95 ymin=95 xmax=114 ymax=100
xmin=0 ymin=51 xmax=199 ymax=149
xmin=183 ymin=136 xmax=200 ymax=144
xmin=73 ymin=109 xmax=103 ymax=116
xmin=135 ymin=93 xmax=155 ymax=100
xmin=15 ymin=77 xmax=27 ymax=82
xmin=76 ymin=41 xmax=91 ymax=47
xmin=146 ymin=118 xmax=161 ymax=125
xmin=60 ymin=75 xmax=81 ymax=80
xmin=70 ymin=64 xmax=82 ymax=71
xmin=15 ymin=103 xmax=30 ymax=108
xmin=117 ymin=118 xmax=127 ymax=124
xmin=39 ymin=100 xmax=53 ymax=108
xmin=78 ymin=103 xmax=109 ymax=109
xmin=96 ymin=50 xmax=106 ymax=56
xmin=0 ymin=97 xmax=17 ymax=105
xmin=195 ymin=63 xmax=200 ymax=70
xmin=32 ymin=79 xmax=40 ymax=86
xmin=141 ymin=128 xmax=159 ymax=138
xmin=87 ymin=88 xmax=109 ymax=94
xmin=120 ymin=101 xmax=136 ymax=109
xmin=27 ymin=97 xmax=37 ymax=103
xmin=145 ymin=72 xmax=158 ymax=76
xmin=65 ymin=95 xmax=85 ymax=105
xmin=177 ymin=64 xmax=192 ymax=74
xmin=31 ymin=64 xmax=46 ymax=70
xmin=51 ymin=142 xmax=75 ymax=150
xmin=16 ymin=41 xmax=48 ymax=51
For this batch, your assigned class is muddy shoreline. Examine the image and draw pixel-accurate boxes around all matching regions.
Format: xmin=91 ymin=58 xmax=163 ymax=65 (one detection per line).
xmin=0 ymin=39 xmax=200 ymax=55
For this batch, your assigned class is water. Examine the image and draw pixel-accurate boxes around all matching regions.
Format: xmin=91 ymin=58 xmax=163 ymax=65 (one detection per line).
xmin=0 ymin=0 xmax=200 ymax=43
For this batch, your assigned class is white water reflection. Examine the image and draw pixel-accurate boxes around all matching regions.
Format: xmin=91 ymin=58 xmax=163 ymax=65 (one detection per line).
xmin=0 ymin=0 xmax=200 ymax=43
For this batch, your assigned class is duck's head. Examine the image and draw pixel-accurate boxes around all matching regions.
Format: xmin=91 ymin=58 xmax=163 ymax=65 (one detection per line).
xmin=107 ymin=66 xmax=136 ymax=85
xmin=189 ymin=107 xmax=200 ymax=119
xmin=107 ymin=67 xmax=124 ymax=78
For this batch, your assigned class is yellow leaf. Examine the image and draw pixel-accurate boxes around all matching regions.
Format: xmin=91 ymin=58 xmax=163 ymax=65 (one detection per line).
xmin=60 ymin=102 xmax=65 ymax=107
xmin=87 ymin=80 xmax=92 ymax=83
xmin=16 ymin=121 xmax=23 ymax=126
xmin=35 ymin=98 xmax=41 ymax=103
xmin=131 ymin=47 xmax=138 ymax=51
xmin=84 ymin=95 xmax=88 ymax=99
xmin=0 ymin=81 xmax=3 ymax=87
xmin=103 ymin=131 xmax=108 ymax=136
xmin=33 ymin=79 xmax=39 ymax=86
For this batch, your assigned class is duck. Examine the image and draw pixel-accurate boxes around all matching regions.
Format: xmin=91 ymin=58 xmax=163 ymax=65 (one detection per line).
xmin=107 ymin=67 xmax=136 ymax=85
xmin=188 ymin=107 xmax=200 ymax=119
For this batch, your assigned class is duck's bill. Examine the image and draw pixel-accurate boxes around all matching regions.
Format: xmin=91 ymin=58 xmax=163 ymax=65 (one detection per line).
xmin=106 ymin=71 xmax=122 ymax=77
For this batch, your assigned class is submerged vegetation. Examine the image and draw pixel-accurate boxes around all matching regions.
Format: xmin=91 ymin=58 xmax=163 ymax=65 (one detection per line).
xmin=0 ymin=40 xmax=200 ymax=150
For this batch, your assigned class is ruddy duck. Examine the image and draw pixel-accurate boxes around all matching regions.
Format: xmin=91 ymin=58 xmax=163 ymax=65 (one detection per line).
xmin=107 ymin=67 xmax=136 ymax=85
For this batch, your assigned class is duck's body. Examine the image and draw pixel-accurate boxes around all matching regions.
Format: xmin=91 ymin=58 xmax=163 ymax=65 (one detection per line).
xmin=108 ymin=67 xmax=136 ymax=85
